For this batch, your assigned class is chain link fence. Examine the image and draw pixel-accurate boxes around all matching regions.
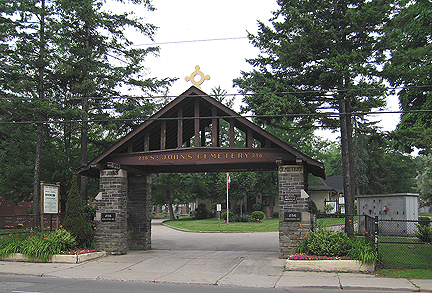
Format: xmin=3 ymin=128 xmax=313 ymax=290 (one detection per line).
xmin=314 ymin=214 xmax=432 ymax=269
xmin=377 ymin=218 xmax=432 ymax=269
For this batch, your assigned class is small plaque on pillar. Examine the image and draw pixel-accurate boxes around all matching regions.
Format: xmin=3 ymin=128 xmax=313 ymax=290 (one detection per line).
xmin=283 ymin=194 xmax=297 ymax=204
xmin=279 ymin=166 xmax=303 ymax=173
xmin=284 ymin=212 xmax=301 ymax=222
xmin=101 ymin=213 xmax=116 ymax=222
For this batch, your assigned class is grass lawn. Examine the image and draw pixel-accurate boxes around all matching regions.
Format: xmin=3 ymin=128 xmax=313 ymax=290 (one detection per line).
xmin=0 ymin=229 xmax=31 ymax=235
xmin=377 ymin=269 xmax=432 ymax=279
xmin=315 ymin=217 xmax=352 ymax=226
xmin=378 ymin=239 xmax=432 ymax=270
xmin=163 ymin=217 xmax=279 ymax=232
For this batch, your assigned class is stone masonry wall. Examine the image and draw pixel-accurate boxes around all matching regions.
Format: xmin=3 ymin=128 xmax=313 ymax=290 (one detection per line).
xmin=95 ymin=169 xmax=128 ymax=254
xmin=127 ymin=175 xmax=152 ymax=250
xmin=278 ymin=165 xmax=311 ymax=258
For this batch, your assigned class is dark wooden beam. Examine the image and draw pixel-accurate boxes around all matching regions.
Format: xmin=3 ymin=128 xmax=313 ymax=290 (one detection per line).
xmin=194 ymin=99 xmax=200 ymax=147
xmin=229 ymin=118 xmax=235 ymax=147
xmin=247 ymin=128 xmax=253 ymax=148
xmin=200 ymin=124 xmax=206 ymax=146
xmin=144 ymin=130 xmax=149 ymax=152
xmin=177 ymin=107 xmax=183 ymax=148
xmin=212 ymin=106 xmax=218 ymax=147
xmin=160 ymin=120 xmax=166 ymax=150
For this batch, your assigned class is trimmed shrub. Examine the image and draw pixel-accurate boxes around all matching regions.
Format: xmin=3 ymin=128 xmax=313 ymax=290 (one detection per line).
xmin=232 ymin=214 xmax=250 ymax=222
xmin=194 ymin=203 xmax=209 ymax=220
xmin=252 ymin=203 xmax=262 ymax=211
xmin=62 ymin=177 xmax=93 ymax=247
xmin=296 ymin=229 xmax=350 ymax=257
xmin=221 ymin=211 xmax=234 ymax=222
xmin=251 ymin=211 xmax=265 ymax=221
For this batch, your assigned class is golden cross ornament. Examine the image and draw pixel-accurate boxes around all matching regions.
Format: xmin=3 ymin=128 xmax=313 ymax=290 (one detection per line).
xmin=185 ymin=65 xmax=210 ymax=89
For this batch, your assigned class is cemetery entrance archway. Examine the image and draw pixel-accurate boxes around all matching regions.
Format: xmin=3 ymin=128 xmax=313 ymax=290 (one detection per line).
xmin=77 ymin=86 xmax=325 ymax=258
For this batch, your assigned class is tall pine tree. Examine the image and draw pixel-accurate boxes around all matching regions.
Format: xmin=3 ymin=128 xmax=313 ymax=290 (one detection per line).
xmin=234 ymin=0 xmax=393 ymax=235
xmin=383 ymin=0 xmax=432 ymax=154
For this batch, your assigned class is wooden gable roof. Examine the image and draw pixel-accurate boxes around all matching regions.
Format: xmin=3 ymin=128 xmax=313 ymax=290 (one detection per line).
xmin=77 ymin=86 xmax=325 ymax=178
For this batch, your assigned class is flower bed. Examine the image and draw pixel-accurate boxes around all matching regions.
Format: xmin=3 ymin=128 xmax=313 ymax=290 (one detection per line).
xmin=288 ymin=253 xmax=352 ymax=260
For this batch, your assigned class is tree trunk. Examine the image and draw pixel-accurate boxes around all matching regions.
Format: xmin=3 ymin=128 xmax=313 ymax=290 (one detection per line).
xmin=167 ymin=192 xmax=175 ymax=221
xmin=80 ymin=95 xmax=89 ymax=202
xmin=32 ymin=0 xmax=45 ymax=230
xmin=80 ymin=24 xmax=90 ymax=203
xmin=340 ymin=99 xmax=355 ymax=236
xmin=32 ymin=122 xmax=43 ymax=230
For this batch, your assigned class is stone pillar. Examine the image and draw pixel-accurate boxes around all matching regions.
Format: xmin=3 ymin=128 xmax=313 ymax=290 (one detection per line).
xmin=278 ymin=165 xmax=311 ymax=258
xmin=95 ymin=169 xmax=128 ymax=254
xmin=127 ymin=175 xmax=152 ymax=250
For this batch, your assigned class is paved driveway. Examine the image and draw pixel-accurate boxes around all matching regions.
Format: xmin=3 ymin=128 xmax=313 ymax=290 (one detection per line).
xmin=151 ymin=218 xmax=280 ymax=252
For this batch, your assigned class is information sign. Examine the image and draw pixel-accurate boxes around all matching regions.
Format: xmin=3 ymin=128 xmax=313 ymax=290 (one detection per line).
xmin=43 ymin=184 xmax=59 ymax=214
xmin=101 ymin=213 xmax=116 ymax=222
xmin=284 ymin=212 xmax=302 ymax=222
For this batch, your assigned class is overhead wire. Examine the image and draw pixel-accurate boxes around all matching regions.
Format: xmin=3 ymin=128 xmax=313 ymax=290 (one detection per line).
xmin=1 ymin=109 xmax=431 ymax=125
xmin=131 ymin=37 xmax=249 ymax=47
xmin=0 ymin=84 xmax=431 ymax=101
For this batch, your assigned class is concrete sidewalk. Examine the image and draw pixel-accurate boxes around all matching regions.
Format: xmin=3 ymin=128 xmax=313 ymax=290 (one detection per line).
xmin=0 ymin=219 xmax=431 ymax=291
xmin=1 ymin=250 xmax=431 ymax=291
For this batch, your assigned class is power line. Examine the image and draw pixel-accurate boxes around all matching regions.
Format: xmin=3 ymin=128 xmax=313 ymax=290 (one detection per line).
xmin=1 ymin=109 xmax=431 ymax=125
xmin=1 ymin=84 xmax=431 ymax=101
xmin=131 ymin=37 xmax=248 ymax=47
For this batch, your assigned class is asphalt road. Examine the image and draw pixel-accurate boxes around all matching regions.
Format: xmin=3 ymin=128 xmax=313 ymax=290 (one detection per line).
xmin=0 ymin=275 xmax=413 ymax=293
xmin=151 ymin=218 xmax=280 ymax=252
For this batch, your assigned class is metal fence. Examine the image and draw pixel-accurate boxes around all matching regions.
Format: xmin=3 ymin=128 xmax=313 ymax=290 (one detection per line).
xmin=314 ymin=214 xmax=431 ymax=269
xmin=0 ymin=214 xmax=63 ymax=234
xmin=376 ymin=218 xmax=432 ymax=269
xmin=314 ymin=214 xmax=376 ymax=236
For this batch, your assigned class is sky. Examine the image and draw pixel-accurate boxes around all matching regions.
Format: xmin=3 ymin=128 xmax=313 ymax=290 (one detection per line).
xmin=105 ymin=0 xmax=401 ymax=139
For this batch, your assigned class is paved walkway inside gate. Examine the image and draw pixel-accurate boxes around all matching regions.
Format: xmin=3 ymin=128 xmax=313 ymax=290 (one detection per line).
xmin=0 ymin=218 xmax=431 ymax=291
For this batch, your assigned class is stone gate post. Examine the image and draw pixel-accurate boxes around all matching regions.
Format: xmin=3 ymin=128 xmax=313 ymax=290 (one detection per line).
xmin=95 ymin=169 xmax=128 ymax=254
xmin=127 ymin=175 xmax=152 ymax=250
xmin=278 ymin=165 xmax=311 ymax=258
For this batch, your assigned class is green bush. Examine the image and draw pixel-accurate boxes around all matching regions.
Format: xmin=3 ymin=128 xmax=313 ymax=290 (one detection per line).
xmin=0 ymin=229 xmax=77 ymax=262
xmin=296 ymin=229 xmax=350 ymax=257
xmin=0 ymin=234 xmax=25 ymax=258
xmin=295 ymin=229 xmax=377 ymax=265
xmin=194 ymin=203 xmax=209 ymax=220
xmin=50 ymin=229 xmax=77 ymax=251
xmin=310 ymin=201 xmax=319 ymax=215
xmin=252 ymin=203 xmax=262 ymax=211
xmin=415 ymin=223 xmax=432 ymax=243
xmin=62 ymin=177 xmax=93 ymax=247
xmin=419 ymin=216 xmax=431 ymax=226
xmin=220 ymin=211 xmax=234 ymax=221
xmin=251 ymin=211 xmax=265 ymax=221
xmin=231 ymin=214 xmax=250 ymax=222
xmin=347 ymin=237 xmax=377 ymax=265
